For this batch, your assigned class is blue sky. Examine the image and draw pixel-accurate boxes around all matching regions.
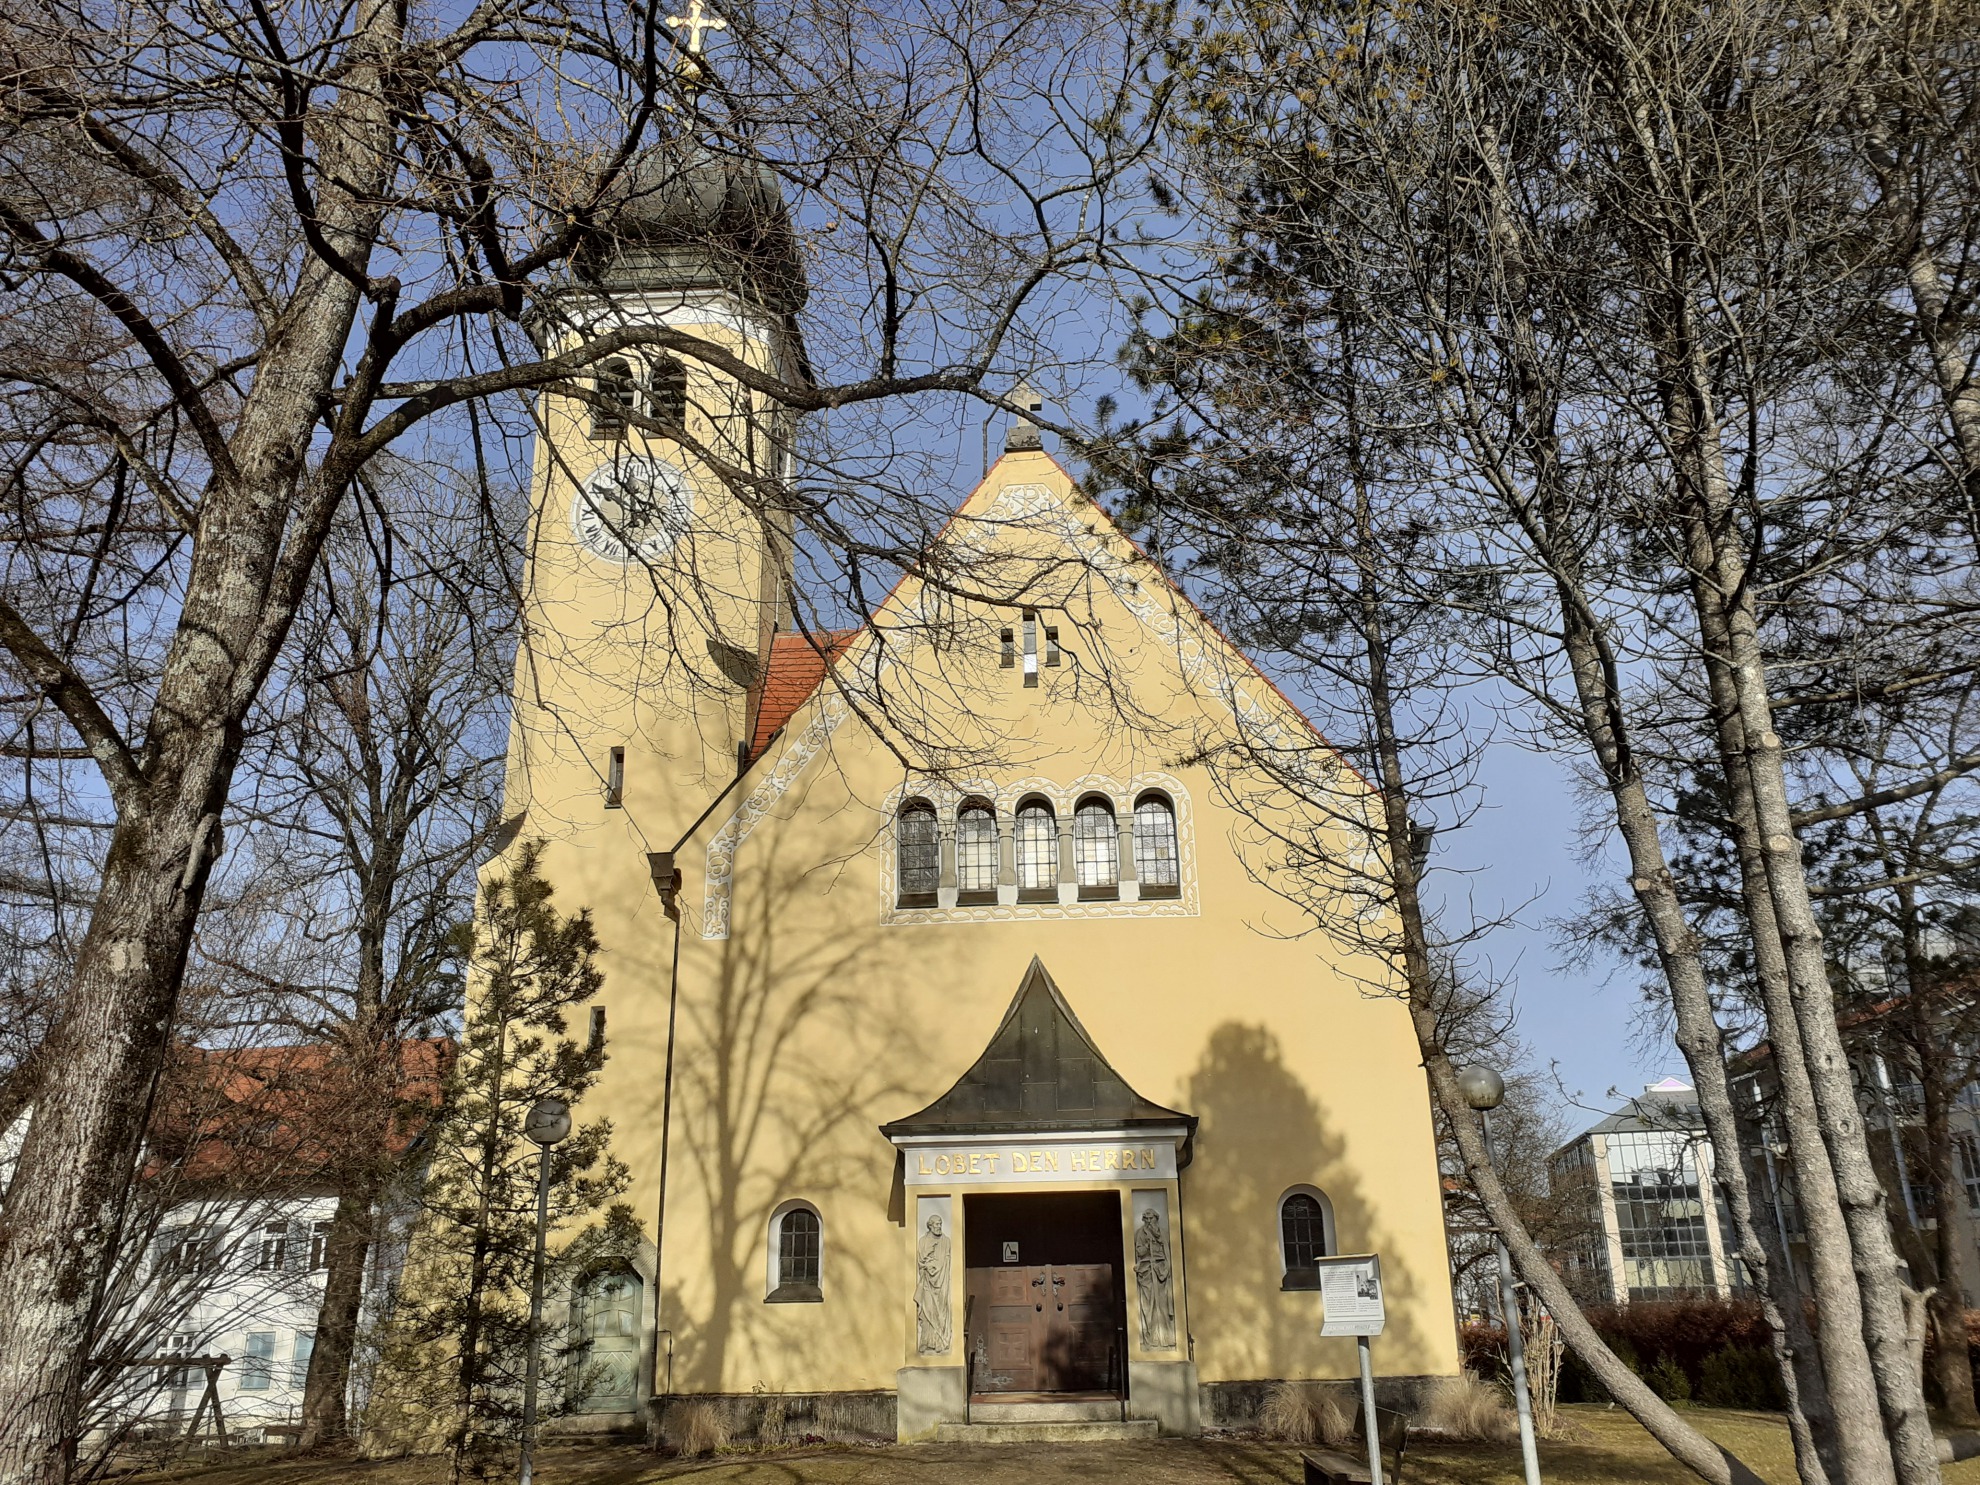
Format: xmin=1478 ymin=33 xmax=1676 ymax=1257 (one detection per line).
xmin=1440 ymin=743 xmax=1684 ymax=1133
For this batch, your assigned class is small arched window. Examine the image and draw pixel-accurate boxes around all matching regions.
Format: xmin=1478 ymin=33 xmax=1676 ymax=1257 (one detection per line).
xmin=647 ymin=355 xmax=688 ymax=427
xmin=1134 ymin=791 xmax=1181 ymax=898
xmin=1074 ymin=796 xmax=1119 ymax=900
xmin=768 ymin=1204 xmax=822 ymax=1302
xmin=1015 ymin=799 xmax=1059 ymax=901
xmin=897 ymin=800 xmax=938 ymax=906
xmin=593 ymin=357 xmax=635 ymax=436
xmin=956 ymin=800 xmax=998 ymax=903
xmin=1280 ymin=1188 xmax=1335 ymax=1289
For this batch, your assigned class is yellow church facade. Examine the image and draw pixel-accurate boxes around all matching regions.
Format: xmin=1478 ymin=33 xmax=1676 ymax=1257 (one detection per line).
xmin=488 ymin=143 xmax=1459 ymax=1443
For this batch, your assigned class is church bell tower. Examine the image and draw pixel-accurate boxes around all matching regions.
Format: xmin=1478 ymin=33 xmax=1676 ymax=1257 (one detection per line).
xmin=510 ymin=75 xmax=810 ymax=848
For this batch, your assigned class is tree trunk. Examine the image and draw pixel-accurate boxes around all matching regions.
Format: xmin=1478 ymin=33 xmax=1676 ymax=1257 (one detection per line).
xmin=1345 ymin=521 xmax=1764 ymax=1485
xmin=1679 ymin=501 xmax=1886 ymax=1484
xmin=299 ymin=783 xmax=406 ymax=1445
xmin=1903 ymin=244 xmax=1980 ymax=520
xmin=297 ymin=1179 xmax=379 ymax=1449
xmin=0 ymin=798 xmax=220 ymax=1485
xmin=0 ymin=5 xmax=398 ymax=1476
xmin=1666 ymin=323 xmax=1941 ymax=1483
xmin=1899 ymin=882 xmax=1980 ymax=1425
xmin=1551 ymin=585 xmax=1851 ymax=1484
xmin=1456 ymin=265 xmax=1843 ymax=1477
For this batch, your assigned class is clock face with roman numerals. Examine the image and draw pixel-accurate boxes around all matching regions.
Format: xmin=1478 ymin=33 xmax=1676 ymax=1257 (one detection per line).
xmin=572 ymin=456 xmax=692 ymax=564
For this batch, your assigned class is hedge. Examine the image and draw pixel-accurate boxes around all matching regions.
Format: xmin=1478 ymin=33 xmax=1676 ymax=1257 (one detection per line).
xmin=1464 ymin=1297 xmax=1980 ymax=1413
xmin=1462 ymin=1299 xmax=1784 ymax=1411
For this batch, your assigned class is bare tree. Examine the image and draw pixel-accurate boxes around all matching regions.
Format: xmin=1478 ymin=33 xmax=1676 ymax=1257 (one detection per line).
xmin=221 ymin=465 xmax=518 ymax=1447
xmin=1086 ymin=368 xmax=1776 ymax=1480
xmin=1087 ymin=1 xmax=1980 ymax=1480
xmin=0 ymin=0 xmax=1171 ymax=1474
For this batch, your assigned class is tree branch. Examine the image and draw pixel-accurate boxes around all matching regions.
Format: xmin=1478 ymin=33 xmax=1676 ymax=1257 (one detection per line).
xmin=1792 ymin=752 xmax=1980 ymax=828
xmin=0 ymin=595 xmax=143 ymax=809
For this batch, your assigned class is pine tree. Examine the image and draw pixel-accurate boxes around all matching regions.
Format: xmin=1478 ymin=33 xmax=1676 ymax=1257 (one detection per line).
xmin=374 ymin=842 xmax=631 ymax=1478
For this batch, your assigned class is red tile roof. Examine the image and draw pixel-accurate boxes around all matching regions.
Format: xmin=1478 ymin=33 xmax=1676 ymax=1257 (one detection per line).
xmin=749 ymin=630 xmax=859 ymax=761
xmin=147 ymin=1037 xmax=451 ymax=1189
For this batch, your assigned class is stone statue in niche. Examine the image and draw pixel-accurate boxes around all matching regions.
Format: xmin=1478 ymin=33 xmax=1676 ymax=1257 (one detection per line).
xmin=915 ymin=1212 xmax=952 ymax=1354
xmin=1135 ymin=1206 xmax=1177 ymax=1350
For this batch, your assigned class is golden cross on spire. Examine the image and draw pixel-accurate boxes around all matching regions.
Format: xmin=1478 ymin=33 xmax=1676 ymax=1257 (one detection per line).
xmin=665 ymin=0 xmax=727 ymax=55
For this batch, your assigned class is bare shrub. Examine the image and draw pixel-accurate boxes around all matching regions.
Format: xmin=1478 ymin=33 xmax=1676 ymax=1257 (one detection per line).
xmin=662 ymin=1401 xmax=730 ymax=1457
xmin=814 ymin=1397 xmax=849 ymax=1439
xmin=1419 ymin=1373 xmax=1517 ymax=1443
xmin=757 ymin=1395 xmax=789 ymax=1449
xmin=1525 ymin=1311 xmax=1564 ymax=1438
xmin=815 ymin=1396 xmax=881 ymax=1441
xmin=1259 ymin=1381 xmax=1352 ymax=1445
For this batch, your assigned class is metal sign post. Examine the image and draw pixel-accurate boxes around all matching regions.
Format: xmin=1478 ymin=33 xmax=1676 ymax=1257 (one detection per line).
xmin=1356 ymin=1335 xmax=1382 ymax=1485
xmin=1317 ymin=1254 xmax=1387 ymax=1485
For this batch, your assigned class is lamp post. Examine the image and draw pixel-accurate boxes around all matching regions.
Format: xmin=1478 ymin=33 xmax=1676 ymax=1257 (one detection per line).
xmin=519 ymin=1095 xmax=572 ymax=1485
xmin=1458 ymin=1065 xmax=1542 ymax=1485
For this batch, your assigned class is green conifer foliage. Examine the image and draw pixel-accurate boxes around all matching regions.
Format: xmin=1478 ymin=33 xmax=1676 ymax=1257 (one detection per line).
xmin=375 ymin=842 xmax=634 ymax=1477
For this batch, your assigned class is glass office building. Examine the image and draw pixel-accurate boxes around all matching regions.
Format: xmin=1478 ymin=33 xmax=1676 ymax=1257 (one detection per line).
xmin=1547 ymin=1079 xmax=1738 ymax=1304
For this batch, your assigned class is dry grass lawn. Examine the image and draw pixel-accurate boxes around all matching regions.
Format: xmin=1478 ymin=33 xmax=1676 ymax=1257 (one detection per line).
xmin=121 ymin=1406 xmax=1980 ymax=1485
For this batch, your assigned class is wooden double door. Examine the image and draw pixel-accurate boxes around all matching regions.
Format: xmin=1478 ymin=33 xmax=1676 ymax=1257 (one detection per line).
xmin=963 ymin=1192 xmax=1126 ymax=1397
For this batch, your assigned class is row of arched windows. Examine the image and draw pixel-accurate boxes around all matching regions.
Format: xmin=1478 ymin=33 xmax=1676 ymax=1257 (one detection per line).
xmin=896 ymin=791 xmax=1181 ymax=907
xmin=591 ymin=355 xmax=690 ymax=436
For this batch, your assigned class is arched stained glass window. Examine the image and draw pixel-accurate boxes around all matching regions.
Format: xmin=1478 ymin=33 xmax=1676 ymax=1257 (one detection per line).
xmin=1074 ymin=796 xmax=1119 ymax=898
xmin=956 ymin=801 xmax=997 ymax=900
xmin=1280 ymin=1189 xmax=1334 ymax=1289
xmin=1134 ymin=791 xmax=1180 ymax=897
xmin=768 ymin=1205 xmax=823 ymax=1302
xmin=1015 ymin=800 xmax=1058 ymax=900
xmin=897 ymin=800 xmax=938 ymax=905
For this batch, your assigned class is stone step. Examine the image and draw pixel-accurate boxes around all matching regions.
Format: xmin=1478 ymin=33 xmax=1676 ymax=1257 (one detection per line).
xmin=965 ymin=1399 xmax=1122 ymax=1423
xmin=933 ymin=1418 xmax=1161 ymax=1444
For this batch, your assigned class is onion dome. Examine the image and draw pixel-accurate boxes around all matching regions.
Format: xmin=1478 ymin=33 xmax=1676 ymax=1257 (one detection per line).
xmin=581 ymin=139 xmax=807 ymax=314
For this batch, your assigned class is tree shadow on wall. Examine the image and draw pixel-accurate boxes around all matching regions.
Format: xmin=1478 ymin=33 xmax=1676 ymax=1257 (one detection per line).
xmin=1183 ymin=1022 xmax=1429 ymax=1380
xmin=668 ymin=818 xmax=944 ymax=1393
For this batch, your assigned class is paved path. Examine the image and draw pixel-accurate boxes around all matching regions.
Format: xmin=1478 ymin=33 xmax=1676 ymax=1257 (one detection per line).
xmin=617 ymin=1440 xmax=1307 ymax=1484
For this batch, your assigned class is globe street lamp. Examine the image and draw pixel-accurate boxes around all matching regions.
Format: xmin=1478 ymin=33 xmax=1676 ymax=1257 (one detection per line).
xmin=1459 ymin=1066 xmax=1542 ymax=1485
xmin=519 ymin=1095 xmax=571 ymax=1485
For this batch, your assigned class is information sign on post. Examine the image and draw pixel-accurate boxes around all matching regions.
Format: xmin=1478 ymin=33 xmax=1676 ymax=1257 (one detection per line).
xmin=1316 ymin=1255 xmax=1388 ymax=1485
xmin=1316 ymin=1254 xmax=1385 ymax=1337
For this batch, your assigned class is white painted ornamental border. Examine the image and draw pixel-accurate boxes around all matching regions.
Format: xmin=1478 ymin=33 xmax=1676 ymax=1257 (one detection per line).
xmin=893 ymin=1128 xmax=1189 ymax=1186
